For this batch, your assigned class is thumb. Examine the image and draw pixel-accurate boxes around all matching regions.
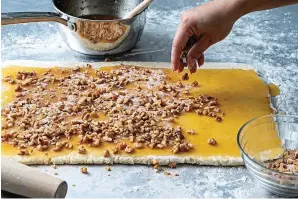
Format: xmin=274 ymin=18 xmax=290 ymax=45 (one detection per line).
xmin=187 ymin=36 xmax=211 ymax=71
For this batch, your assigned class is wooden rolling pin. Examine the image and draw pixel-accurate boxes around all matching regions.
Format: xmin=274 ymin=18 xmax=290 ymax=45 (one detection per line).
xmin=2 ymin=158 xmax=68 ymax=198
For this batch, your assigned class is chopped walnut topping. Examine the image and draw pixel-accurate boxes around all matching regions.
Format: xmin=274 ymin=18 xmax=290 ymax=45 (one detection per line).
xmin=208 ymin=138 xmax=217 ymax=145
xmin=80 ymin=167 xmax=88 ymax=174
xmin=78 ymin=146 xmax=87 ymax=154
xmin=2 ymin=65 xmax=223 ymax=156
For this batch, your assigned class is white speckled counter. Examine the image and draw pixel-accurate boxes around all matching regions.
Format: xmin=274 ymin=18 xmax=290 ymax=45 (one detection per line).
xmin=1 ymin=0 xmax=298 ymax=198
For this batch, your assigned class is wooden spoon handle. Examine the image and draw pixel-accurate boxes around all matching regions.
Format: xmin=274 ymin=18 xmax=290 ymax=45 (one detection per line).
xmin=124 ymin=0 xmax=153 ymax=19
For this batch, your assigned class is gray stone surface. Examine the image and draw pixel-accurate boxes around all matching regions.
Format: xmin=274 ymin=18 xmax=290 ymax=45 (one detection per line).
xmin=1 ymin=0 xmax=298 ymax=198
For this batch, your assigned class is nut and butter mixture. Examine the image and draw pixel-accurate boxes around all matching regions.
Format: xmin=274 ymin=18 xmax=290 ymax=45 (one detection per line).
xmin=1 ymin=64 xmax=224 ymax=156
xmin=267 ymin=149 xmax=298 ymax=174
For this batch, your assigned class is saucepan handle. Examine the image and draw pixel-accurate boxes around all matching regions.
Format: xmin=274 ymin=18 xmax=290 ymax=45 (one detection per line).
xmin=1 ymin=12 xmax=68 ymax=26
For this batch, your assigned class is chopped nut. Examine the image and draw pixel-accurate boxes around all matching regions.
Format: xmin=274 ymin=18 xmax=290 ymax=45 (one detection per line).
xmin=208 ymin=138 xmax=217 ymax=145
xmin=152 ymin=159 xmax=159 ymax=165
xmin=80 ymin=167 xmax=88 ymax=174
xmin=105 ymin=166 xmax=111 ymax=171
xmin=191 ymin=81 xmax=199 ymax=87
xmin=112 ymin=148 xmax=119 ymax=154
xmin=181 ymin=73 xmax=189 ymax=81
xmin=37 ymin=145 xmax=49 ymax=151
xmin=153 ymin=164 xmax=160 ymax=170
xmin=133 ymin=143 xmax=143 ymax=149
xmin=124 ymin=145 xmax=134 ymax=153
xmin=78 ymin=145 xmax=87 ymax=154
xmin=168 ymin=162 xmax=177 ymax=168
xmin=17 ymin=149 xmax=29 ymax=155
xmin=187 ymin=130 xmax=196 ymax=135
xmin=117 ymin=142 xmax=127 ymax=150
xmin=104 ymin=150 xmax=110 ymax=157
xmin=14 ymin=85 xmax=22 ymax=92
xmin=72 ymin=66 xmax=80 ymax=72
xmin=164 ymin=171 xmax=171 ymax=176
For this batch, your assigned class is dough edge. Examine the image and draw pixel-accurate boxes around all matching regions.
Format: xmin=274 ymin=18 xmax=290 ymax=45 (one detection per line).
xmin=3 ymin=153 xmax=243 ymax=166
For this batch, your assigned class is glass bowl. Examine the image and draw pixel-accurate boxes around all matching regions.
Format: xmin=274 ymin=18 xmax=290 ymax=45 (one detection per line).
xmin=237 ymin=115 xmax=298 ymax=197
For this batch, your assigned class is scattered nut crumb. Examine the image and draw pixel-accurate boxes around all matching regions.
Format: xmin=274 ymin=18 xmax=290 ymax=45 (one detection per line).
xmin=152 ymin=159 xmax=159 ymax=165
xmin=105 ymin=166 xmax=111 ymax=171
xmin=191 ymin=81 xmax=199 ymax=87
xmin=168 ymin=162 xmax=177 ymax=168
xmin=164 ymin=171 xmax=171 ymax=176
xmin=181 ymin=73 xmax=189 ymax=81
xmin=208 ymin=138 xmax=217 ymax=145
xmin=80 ymin=167 xmax=88 ymax=174
xmin=187 ymin=129 xmax=196 ymax=135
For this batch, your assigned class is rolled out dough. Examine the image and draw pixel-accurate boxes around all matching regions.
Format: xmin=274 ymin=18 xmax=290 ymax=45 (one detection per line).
xmin=1 ymin=61 xmax=274 ymax=166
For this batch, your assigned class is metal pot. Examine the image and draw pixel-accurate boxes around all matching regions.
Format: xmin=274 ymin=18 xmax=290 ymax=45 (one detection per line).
xmin=1 ymin=0 xmax=147 ymax=56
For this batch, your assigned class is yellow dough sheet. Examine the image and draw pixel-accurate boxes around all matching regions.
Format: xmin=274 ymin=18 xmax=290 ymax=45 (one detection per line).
xmin=1 ymin=61 xmax=279 ymax=165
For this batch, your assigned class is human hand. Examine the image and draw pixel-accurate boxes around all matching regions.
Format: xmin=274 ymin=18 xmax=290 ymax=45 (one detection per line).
xmin=171 ymin=0 xmax=241 ymax=73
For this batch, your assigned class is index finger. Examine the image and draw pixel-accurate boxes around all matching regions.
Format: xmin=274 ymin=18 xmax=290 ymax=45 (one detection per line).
xmin=171 ymin=24 xmax=193 ymax=72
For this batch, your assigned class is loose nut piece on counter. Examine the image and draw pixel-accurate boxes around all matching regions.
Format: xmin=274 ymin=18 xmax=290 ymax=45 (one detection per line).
xmin=208 ymin=138 xmax=217 ymax=145
xmin=80 ymin=167 xmax=88 ymax=174
xmin=168 ymin=162 xmax=177 ymax=168
xmin=105 ymin=166 xmax=111 ymax=171
xmin=152 ymin=159 xmax=159 ymax=165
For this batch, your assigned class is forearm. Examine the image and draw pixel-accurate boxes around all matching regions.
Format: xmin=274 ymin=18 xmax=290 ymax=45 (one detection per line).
xmin=233 ymin=0 xmax=298 ymax=18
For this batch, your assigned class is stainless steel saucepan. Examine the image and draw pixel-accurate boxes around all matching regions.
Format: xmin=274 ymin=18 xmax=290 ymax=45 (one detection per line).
xmin=1 ymin=0 xmax=147 ymax=56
